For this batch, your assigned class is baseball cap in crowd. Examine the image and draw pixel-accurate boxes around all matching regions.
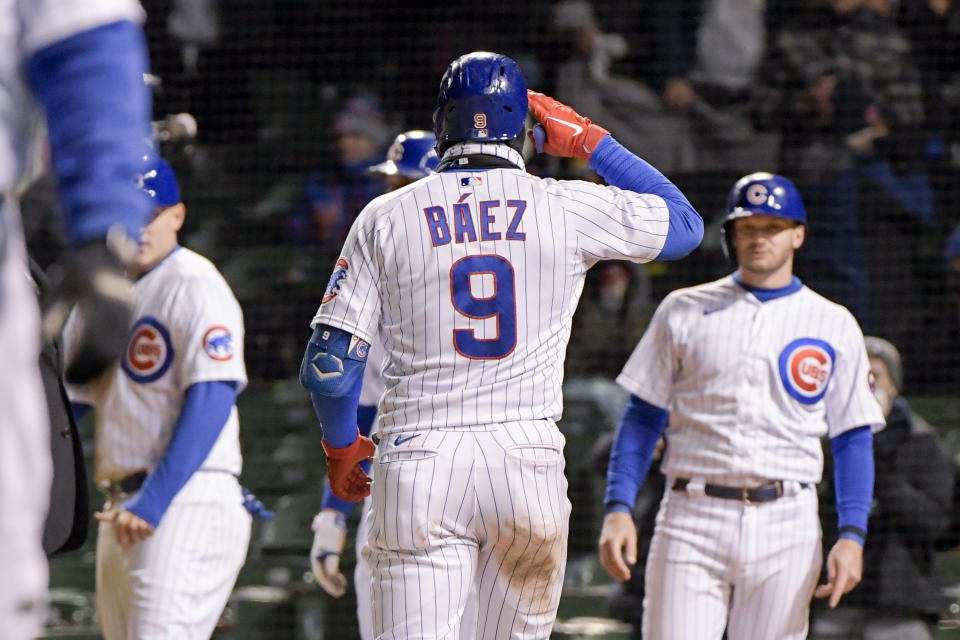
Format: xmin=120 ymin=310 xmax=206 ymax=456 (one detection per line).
xmin=335 ymin=95 xmax=390 ymax=148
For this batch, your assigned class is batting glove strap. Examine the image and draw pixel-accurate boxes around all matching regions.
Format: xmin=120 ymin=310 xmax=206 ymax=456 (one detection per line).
xmin=527 ymin=90 xmax=609 ymax=161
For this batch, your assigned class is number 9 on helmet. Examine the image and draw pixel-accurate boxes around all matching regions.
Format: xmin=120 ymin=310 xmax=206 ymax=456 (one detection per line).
xmin=433 ymin=51 xmax=529 ymax=152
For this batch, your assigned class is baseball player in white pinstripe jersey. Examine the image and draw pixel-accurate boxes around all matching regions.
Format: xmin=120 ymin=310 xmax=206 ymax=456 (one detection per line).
xmin=0 ymin=2 xmax=152 ymax=637
xmin=65 ymin=154 xmax=251 ymax=639
xmin=599 ymin=172 xmax=886 ymax=640
xmin=298 ymin=51 xmax=703 ymax=639
xmin=309 ymin=130 xmax=480 ymax=640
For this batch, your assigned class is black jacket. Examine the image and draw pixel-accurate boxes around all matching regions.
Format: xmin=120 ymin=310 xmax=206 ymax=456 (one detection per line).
xmin=819 ymin=397 xmax=953 ymax=619
xmin=32 ymin=258 xmax=89 ymax=555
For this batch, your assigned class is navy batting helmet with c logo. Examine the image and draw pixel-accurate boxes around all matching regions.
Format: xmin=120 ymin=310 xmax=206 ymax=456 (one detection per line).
xmin=720 ymin=172 xmax=806 ymax=263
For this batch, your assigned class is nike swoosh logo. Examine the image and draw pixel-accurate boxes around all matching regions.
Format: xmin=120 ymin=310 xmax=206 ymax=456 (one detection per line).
xmin=703 ymin=308 xmax=722 ymax=316
xmin=394 ymin=434 xmax=420 ymax=446
xmin=546 ymin=116 xmax=583 ymax=136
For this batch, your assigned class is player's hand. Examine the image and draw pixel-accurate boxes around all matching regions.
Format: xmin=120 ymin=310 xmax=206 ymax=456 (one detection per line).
xmin=95 ymin=508 xmax=155 ymax=549
xmin=598 ymin=511 xmax=638 ymax=582
xmin=310 ymin=510 xmax=348 ymax=598
xmin=814 ymin=538 xmax=863 ymax=608
xmin=322 ymin=432 xmax=376 ymax=502
xmin=526 ymin=90 xmax=609 ymax=161
xmin=42 ymin=230 xmax=137 ymax=384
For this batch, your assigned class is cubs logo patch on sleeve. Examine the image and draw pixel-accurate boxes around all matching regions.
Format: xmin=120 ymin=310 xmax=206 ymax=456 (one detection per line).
xmin=322 ymin=258 xmax=349 ymax=304
xmin=203 ymin=326 xmax=234 ymax=361
xmin=122 ymin=317 xmax=174 ymax=383
xmin=778 ymin=338 xmax=835 ymax=405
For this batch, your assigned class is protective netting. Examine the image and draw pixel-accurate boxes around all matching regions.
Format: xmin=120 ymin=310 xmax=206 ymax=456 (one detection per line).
xmin=42 ymin=1 xmax=960 ymax=638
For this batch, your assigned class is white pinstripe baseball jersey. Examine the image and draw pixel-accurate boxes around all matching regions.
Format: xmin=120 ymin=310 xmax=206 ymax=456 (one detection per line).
xmin=64 ymin=247 xmax=247 ymax=484
xmin=617 ymin=274 xmax=885 ymax=484
xmin=358 ymin=335 xmax=386 ymax=410
xmin=314 ymin=142 xmax=670 ymax=436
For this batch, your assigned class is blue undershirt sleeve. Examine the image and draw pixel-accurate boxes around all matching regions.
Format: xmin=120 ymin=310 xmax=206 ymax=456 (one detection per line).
xmin=830 ymin=425 xmax=874 ymax=544
xmin=26 ymin=21 xmax=152 ymax=243
xmin=604 ymin=394 xmax=670 ymax=514
xmin=124 ymin=381 xmax=237 ymax=528
xmin=589 ymin=136 xmax=703 ymax=260
xmin=321 ymin=404 xmax=378 ymax=516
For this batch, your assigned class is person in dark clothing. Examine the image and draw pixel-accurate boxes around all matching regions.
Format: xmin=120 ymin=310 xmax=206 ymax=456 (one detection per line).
xmin=811 ymin=336 xmax=953 ymax=640
xmin=30 ymin=257 xmax=89 ymax=556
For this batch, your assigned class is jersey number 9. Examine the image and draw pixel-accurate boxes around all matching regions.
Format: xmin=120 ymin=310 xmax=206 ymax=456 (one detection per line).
xmin=450 ymin=255 xmax=516 ymax=359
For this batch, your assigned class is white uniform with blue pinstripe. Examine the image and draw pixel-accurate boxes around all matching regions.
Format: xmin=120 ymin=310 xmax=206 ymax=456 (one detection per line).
xmin=0 ymin=1 xmax=145 ymax=637
xmin=617 ymin=275 xmax=885 ymax=640
xmin=64 ymin=247 xmax=251 ymax=639
xmin=313 ymin=141 xmax=672 ymax=639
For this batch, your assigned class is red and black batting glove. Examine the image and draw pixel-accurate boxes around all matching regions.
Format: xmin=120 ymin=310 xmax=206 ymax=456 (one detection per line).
xmin=321 ymin=431 xmax=376 ymax=502
xmin=527 ymin=90 xmax=609 ymax=161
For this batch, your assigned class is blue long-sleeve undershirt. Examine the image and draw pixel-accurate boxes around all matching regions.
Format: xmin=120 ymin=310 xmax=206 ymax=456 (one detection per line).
xmin=124 ymin=381 xmax=237 ymax=528
xmin=831 ymin=425 xmax=874 ymax=544
xmin=589 ymin=136 xmax=704 ymax=260
xmin=604 ymin=394 xmax=670 ymax=514
xmin=26 ymin=20 xmax=152 ymax=243
xmin=321 ymin=404 xmax=378 ymax=516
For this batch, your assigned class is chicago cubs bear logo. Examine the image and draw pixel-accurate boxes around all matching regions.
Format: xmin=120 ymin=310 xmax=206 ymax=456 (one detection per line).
xmin=322 ymin=258 xmax=349 ymax=304
xmin=203 ymin=326 xmax=234 ymax=361
xmin=122 ymin=316 xmax=174 ymax=383
xmin=778 ymin=338 xmax=835 ymax=405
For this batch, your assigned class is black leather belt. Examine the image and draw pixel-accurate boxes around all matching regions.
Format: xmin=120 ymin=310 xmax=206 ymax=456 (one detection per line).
xmin=101 ymin=470 xmax=147 ymax=496
xmin=673 ymin=478 xmax=810 ymax=504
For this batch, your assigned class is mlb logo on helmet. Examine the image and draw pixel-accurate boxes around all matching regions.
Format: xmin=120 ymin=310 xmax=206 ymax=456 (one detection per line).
xmin=122 ymin=317 xmax=174 ymax=383
xmin=203 ymin=326 xmax=234 ymax=361
xmin=778 ymin=338 xmax=835 ymax=404
xmin=322 ymin=258 xmax=349 ymax=304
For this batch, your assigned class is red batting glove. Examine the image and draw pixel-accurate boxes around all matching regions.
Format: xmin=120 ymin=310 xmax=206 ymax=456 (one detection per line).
xmin=322 ymin=431 xmax=376 ymax=502
xmin=527 ymin=90 xmax=609 ymax=161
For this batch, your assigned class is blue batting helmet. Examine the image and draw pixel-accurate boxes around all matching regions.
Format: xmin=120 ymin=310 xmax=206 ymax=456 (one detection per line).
xmin=433 ymin=52 xmax=528 ymax=148
xmin=368 ymin=130 xmax=439 ymax=179
xmin=136 ymin=153 xmax=180 ymax=207
xmin=721 ymin=172 xmax=805 ymax=263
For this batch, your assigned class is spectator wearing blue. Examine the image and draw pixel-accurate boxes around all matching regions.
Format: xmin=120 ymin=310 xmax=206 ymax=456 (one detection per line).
xmin=289 ymin=95 xmax=391 ymax=250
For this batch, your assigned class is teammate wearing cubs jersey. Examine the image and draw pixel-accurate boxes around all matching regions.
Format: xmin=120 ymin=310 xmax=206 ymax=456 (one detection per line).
xmin=65 ymin=154 xmax=251 ymax=639
xmin=599 ymin=172 xmax=886 ymax=640
xmin=0 ymin=3 xmax=152 ymax=637
xmin=309 ymin=130 xmax=463 ymax=640
xmin=299 ymin=51 xmax=703 ymax=639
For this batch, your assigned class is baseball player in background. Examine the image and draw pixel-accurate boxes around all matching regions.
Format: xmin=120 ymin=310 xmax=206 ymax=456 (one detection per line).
xmin=299 ymin=50 xmax=704 ymax=639
xmin=1 ymin=2 xmax=152 ymax=637
xmin=599 ymin=172 xmax=886 ymax=640
xmin=64 ymin=154 xmax=252 ymax=639
xmin=310 ymin=129 xmax=465 ymax=640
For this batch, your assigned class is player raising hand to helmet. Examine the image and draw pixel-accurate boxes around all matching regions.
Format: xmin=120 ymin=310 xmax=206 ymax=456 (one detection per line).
xmin=301 ymin=51 xmax=703 ymax=639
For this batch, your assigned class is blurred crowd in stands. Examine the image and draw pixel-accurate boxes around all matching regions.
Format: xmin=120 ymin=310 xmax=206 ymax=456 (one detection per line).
xmin=25 ymin=0 xmax=960 ymax=392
